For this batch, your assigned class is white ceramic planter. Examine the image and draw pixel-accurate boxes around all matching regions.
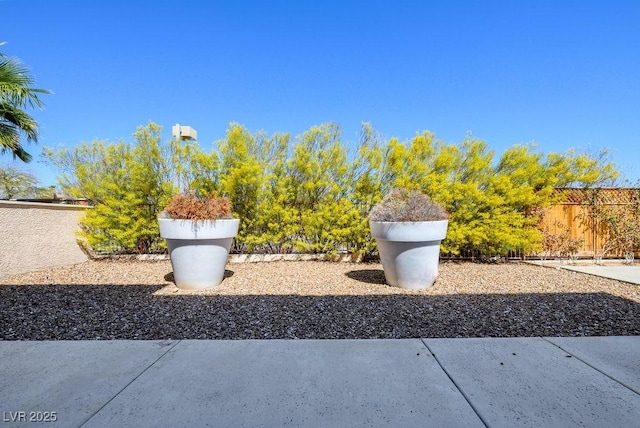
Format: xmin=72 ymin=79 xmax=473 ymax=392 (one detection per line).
xmin=159 ymin=218 xmax=239 ymax=290
xmin=370 ymin=220 xmax=448 ymax=290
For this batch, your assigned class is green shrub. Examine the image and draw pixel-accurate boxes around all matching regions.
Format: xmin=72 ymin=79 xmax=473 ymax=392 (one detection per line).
xmin=43 ymin=121 xmax=619 ymax=257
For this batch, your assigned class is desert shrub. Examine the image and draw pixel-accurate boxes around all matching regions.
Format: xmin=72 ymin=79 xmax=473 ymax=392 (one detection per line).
xmin=541 ymin=221 xmax=584 ymax=260
xmin=43 ymin=121 xmax=619 ymax=257
xmin=42 ymin=123 xmax=173 ymax=253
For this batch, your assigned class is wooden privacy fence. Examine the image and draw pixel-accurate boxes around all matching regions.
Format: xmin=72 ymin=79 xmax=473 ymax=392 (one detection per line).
xmin=541 ymin=188 xmax=639 ymax=258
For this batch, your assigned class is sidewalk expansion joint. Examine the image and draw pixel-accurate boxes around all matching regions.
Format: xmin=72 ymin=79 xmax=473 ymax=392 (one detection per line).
xmin=420 ymin=338 xmax=490 ymax=428
xmin=542 ymin=337 xmax=640 ymax=396
xmin=78 ymin=339 xmax=182 ymax=427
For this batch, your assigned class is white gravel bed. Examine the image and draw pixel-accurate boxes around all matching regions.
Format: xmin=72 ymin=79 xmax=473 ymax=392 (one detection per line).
xmin=1 ymin=260 xmax=638 ymax=340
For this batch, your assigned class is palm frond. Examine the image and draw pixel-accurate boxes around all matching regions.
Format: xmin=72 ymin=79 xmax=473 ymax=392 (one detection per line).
xmin=0 ymin=43 xmax=49 ymax=162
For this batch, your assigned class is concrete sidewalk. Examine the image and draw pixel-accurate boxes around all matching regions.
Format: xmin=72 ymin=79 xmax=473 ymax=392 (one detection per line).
xmin=559 ymin=265 xmax=640 ymax=285
xmin=526 ymin=260 xmax=640 ymax=285
xmin=1 ymin=337 xmax=639 ymax=427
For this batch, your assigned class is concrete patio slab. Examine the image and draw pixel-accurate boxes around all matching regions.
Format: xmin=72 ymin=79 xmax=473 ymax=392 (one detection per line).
xmin=546 ymin=336 xmax=640 ymax=393
xmin=558 ymin=265 xmax=640 ymax=285
xmin=84 ymin=339 xmax=483 ymax=428
xmin=1 ymin=338 xmax=639 ymax=427
xmin=423 ymin=337 xmax=640 ymax=428
xmin=0 ymin=340 xmax=178 ymax=427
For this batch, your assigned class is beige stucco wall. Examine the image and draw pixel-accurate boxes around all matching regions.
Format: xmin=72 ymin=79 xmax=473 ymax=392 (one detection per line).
xmin=0 ymin=201 xmax=90 ymax=280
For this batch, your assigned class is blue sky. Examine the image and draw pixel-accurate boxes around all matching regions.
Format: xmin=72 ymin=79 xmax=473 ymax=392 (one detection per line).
xmin=3 ymin=0 xmax=639 ymax=186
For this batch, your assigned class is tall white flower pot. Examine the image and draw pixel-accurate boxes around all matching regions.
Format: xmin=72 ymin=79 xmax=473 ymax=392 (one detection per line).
xmin=370 ymin=220 xmax=448 ymax=290
xmin=159 ymin=218 xmax=239 ymax=290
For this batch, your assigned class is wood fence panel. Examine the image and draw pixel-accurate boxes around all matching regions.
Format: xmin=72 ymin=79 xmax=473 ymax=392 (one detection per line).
xmin=542 ymin=204 xmax=594 ymax=256
xmin=541 ymin=188 xmax=639 ymax=258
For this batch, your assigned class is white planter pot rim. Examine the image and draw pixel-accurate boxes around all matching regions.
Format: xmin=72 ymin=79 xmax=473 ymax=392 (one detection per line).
xmin=159 ymin=218 xmax=239 ymax=240
xmin=369 ymin=219 xmax=448 ymax=242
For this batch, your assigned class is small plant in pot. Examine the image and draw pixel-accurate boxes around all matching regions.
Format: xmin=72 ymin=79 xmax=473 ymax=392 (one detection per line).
xmin=369 ymin=188 xmax=449 ymax=290
xmin=159 ymin=191 xmax=239 ymax=290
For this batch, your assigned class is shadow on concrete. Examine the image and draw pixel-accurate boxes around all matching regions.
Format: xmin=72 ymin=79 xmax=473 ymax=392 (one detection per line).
xmin=1 ymin=282 xmax=638 ymax=340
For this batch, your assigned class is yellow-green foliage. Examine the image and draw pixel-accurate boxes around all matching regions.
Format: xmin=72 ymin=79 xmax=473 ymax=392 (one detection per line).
xmin=43 ymin=121 xmax=620 ymax=257
xmin=169 ymin=135 xmax=219 ymax=195
xmin=43 ymin=122 xmax=173 ymax=253
xmin=283 ymin=123 xmax=356 ymax=253
xmin=345 ymin=123 xmax=385 ymax=255
xmin=216 ymin=123 xmax=292 ymax=252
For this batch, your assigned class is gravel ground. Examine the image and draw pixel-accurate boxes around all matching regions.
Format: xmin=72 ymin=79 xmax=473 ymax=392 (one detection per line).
xmin=1 ymin=260 xmax=638 ymax=340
